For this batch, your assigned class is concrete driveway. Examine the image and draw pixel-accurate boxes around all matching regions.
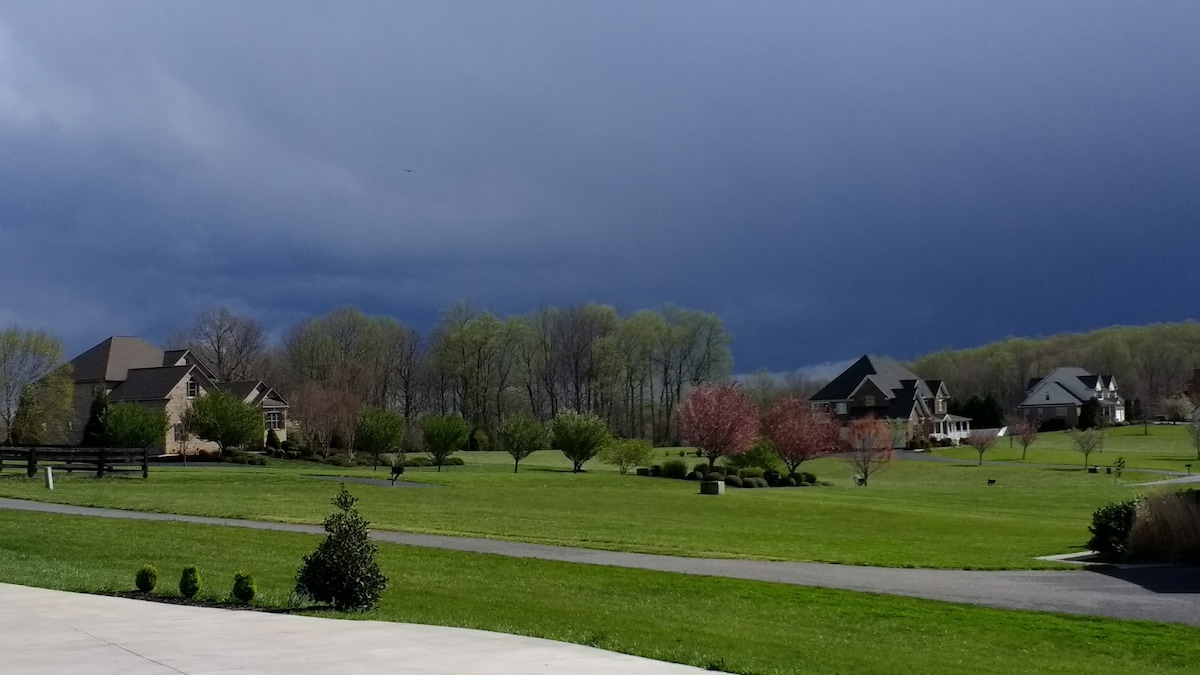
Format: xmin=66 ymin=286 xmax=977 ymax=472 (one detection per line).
xmin=0 ymin=583 xmax=704 ymax=675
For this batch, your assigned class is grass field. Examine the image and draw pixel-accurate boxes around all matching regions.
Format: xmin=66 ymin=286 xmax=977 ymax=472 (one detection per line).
xmin=933 ymin=424 xmax=1200 ymax=472
xmin=1 ymin=509 xmax=1197 ymax=675
xmin=0 ymin=453 xmax=1159 ymax=569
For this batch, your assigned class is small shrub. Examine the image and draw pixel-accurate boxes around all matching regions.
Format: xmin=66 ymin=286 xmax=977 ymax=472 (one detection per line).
xmin=738 ymin=467 xmax=765 ymax=480
xmin=742 ymin=479 xmax=756 ymax=489
xmin=783 ymin=476 xmax=798 ymax=487
xmin=443 ymin=456 xmax=465 ymax=466
xmin=280 ymin=440 xmax=295 ymax=453
xmin=135 ymin=564 xmax=157 ymax=593
xmin=755 ymin=477 xmax=770 ymax=488
xmin=266 ymin=428 xmax=281 ymax=450
xmin=662 ymin=459 xmax=690 ymax=479
xmin=232 ymin=571 xmax=256 ymax=604
xmin=724 ymin=474 xmax=743 ymax=487
xmin=285 ymin=450 xmax=300 ymax=460
xmin=179 ymin=565 xmax=201 ymax=599
xmin=295 ymin=485 xmax=388 ymax=611
xmin=686 ymin=471 xmax=703 ymax=481
xmin=1087 ymin=499 xmax=1137 ymax=560
xmin=402 ymin=456 xmax=433 ymax=468
xmin=324 ymin=454 xmax=353 ymax=467
xmin=799 ymin=471 xmax=817 ymax=485
xmin=248 ymin=454 xmax=267 ymax=466
xmin=725 ymin=441 xmax=781 ymax=471
xmin=693 ymin=462 xmax=712 ymax=475
xmin=704 ymin=472 xmax=724 ymax=482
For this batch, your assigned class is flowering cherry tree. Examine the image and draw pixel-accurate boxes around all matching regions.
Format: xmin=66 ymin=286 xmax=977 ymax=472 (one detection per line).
xmin=678 ymin=381 xmax=759 ymax=470
xmin=761 ymin=397 xmax=842 ymax=474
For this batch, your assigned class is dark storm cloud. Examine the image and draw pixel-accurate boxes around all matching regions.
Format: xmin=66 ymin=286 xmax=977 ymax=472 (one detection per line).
xmin=2 ymin=1 xmax=1200 ymax=369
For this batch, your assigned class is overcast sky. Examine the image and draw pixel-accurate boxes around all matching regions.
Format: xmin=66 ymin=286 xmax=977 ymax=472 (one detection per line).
xmin=3 ymin=2 xmax=1199 ymax=371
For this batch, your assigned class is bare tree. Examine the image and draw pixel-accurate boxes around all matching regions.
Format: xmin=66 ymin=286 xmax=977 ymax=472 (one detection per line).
xmin=291 ymin=382 xmax=362 ymax=457
xmin=965 ymin=429 xmax=998 ymax=465
xmin=1069 ymin=428 xmax=1105 ymax=469
xmin=176 ymin=307 xmax=266 ymax=381
xmin=1012 ymin=417 xmax=1038 ymax=460
xmin=844 ymin=417 xmax=893 ymax=486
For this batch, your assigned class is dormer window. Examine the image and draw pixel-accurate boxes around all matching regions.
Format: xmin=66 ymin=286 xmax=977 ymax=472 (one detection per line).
xmin=187 ymin=378 xmax=198 ymax=398
xmin=864 ymin=396 xmax=876 ymax=407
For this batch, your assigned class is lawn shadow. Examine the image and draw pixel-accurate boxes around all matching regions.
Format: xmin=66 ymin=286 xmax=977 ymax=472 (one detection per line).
xmin=1088 ymin=565 xmax=1200 ymax=594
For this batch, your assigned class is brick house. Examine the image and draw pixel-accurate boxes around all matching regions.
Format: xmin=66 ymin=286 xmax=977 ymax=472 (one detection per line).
xmin=68 ymin=336 xmax=288 ymax=454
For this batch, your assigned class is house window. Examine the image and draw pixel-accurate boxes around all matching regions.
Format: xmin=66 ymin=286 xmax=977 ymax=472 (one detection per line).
xmin=864 ymin=396 xmax=876 ymax=407
xmin=187 ymin=379 xmax=198 ymax=398
xmin=936 ymin=399 xmax=945 ymax=413
xmin=1055 ymin=407 xmax=1067 ymax=417
xmin=266 ymin=412 xmax=283 ymax=430
xmin=836 ymin=402 xmax=847 ymax=415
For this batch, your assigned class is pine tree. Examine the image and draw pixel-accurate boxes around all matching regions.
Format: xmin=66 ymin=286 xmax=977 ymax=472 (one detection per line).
xmin=81 ymin=387 xmax=109 ymax=447
xmin=294 ymin=485 xmax=387 ymax=611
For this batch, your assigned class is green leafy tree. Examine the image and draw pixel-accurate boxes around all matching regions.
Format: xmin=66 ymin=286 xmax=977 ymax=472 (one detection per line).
xmin=549 ymin=410 xmax=612 ymax=473
xmin=81 ymin=387 xmax=109 ymax=447
xmin=354 ymin=407 xmax=406 ymax=470
xmin=497 ymin=415 xmax=549 ymax=473
xmin=10 ymin=364 xmax=73 ymax=445
xmin=421 ymin=414 xmax=469 ymax=472
xmin=0 ymin=328 xmax=65 ymax=445
xmin=295 ymin=485 xmax=387 ymax=611
xmin=103 ymin=403 xmax=169 ymax=449
xmin=598 ymin=438 xmax=654 ymax=474
xmin=190 ymin=388 xmax=264 ymax=455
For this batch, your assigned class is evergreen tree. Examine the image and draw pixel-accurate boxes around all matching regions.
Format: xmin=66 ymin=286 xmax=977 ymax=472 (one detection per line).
xmin=294 ymin=485 xmax=387 ymax=611
xmin=81 ymin=387 xmax=109 ymax=447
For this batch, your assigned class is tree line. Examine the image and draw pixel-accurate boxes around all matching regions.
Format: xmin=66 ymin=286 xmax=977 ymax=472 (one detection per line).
xmin=171 ymin=303 xmax=733 ymax=451
xmin=910 ymin=322 xmax=1200 ymax=416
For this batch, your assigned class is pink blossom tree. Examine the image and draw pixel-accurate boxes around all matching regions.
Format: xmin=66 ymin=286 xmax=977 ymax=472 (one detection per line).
xmin=678 ymin=381 xmax=760 ymax=470
xmin=761 ymin=397 xmax=842 ymax=475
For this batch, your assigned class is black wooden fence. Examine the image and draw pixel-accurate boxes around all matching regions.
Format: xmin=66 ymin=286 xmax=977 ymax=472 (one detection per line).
xmin=0 ymin=446 xmax=149 ymax=478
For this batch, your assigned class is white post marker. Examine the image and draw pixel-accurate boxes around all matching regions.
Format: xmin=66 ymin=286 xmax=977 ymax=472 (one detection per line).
xmin=44 ymin=466 xmax=54 ymax=490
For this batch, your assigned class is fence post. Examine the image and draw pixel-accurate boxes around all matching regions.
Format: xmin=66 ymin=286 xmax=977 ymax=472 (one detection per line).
xmin=97 ymin=448 xmax=106 ymax=478
xmin=142 ymin=448 xmax=149 ymax=479
xmin=26 ymin=448 xmax=36 ymax=478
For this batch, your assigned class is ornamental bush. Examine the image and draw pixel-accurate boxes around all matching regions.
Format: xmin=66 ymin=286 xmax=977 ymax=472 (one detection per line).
xmin=724 ymin=475 xmax=743 ymax=487
xmin=738 ymin=467 xmax=765 ymax=479
xmin=232 ymin=571 xmax=256 ymax=603
xmin=295 ymin=485 xmax=388 ymax=611
xmin=686 ymin=471 xmax=703 ymax=481
xmin=135 ymin=564 xmax=157 ymax=593
xmin=704 ymin=472 xmax=724 ymax=482
xmin=179 ymin=565 xmax=201 ymax=599
xmin=662 ymin=459 xmax=690 ymax=479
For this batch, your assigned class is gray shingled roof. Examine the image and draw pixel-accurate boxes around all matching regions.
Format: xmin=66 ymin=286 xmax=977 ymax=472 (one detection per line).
xmin=218 ymin=381 xmax=262 ymax=402
xmin=162 ymin=349 xmax=189 ymax=367
xmin=811 ymin=355 xmax=931 ymax=402
xmin=108 ymin=365 xmax=192 ymax=401
xmin=69 ymin=337 xmax=165 ymax=383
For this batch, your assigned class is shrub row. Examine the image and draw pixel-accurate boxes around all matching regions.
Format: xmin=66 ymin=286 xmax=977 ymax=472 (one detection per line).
xmin=1088 ymin=489 xmax=1200 ymax=563
xmin=134 ymin=564 xmax=256 ymax=603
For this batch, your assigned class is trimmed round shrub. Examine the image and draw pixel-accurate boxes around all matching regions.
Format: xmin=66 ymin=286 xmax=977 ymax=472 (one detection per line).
xmin=756 ymin=477 xmax=770 ymax=488
xmin=693 ymin=462 xmax=711 ymax=475
xmin=443 ymin=456 xmax=466 ymax=466
xmin=686 ymin=471 xmax=703 ymax=481
xmin=799 ymin=471 xmax=817 ymax=485
xmin=179 ymin=565 xmax=201 ymax=599
xmin=783 ymin=476 xmax=798 ymax=487
xmin=724 ymin=474 xmax=743 ymax=487
xmin=704 ymin=472 xmax=724 ymax=482
xmin=135 ymin=564 xmax=157 ymax=593
xmin=402 ymin=456 xmax=433 ymax=468
xmin=738 ymin=467 xmax=765 ymax=480
xmin=742 ymin=478 xmax=757 ymax=488
xmin=232 ymin=571 xmax=256 ymax=604
xmin=662 ymin=459 xmax=690 ymax=479
xmin=1088 ymin=499 xmax=1137 ymax=560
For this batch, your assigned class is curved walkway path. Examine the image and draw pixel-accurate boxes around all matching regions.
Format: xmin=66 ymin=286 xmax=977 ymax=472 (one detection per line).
xmin=2 ymin=497 xmax=1197 ymax=627
xmin=0 ymin=583 xmax=703 ymax=674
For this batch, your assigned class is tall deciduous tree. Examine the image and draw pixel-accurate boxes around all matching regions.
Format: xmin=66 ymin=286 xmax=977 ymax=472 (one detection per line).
xmin=0 ymin=328 xmax=65 ymax=445
xmin=171 ymin=307 xmax=266 ymax=381
xmin=421 ymin=415 xmax=469 ymax=471
xmin=497 ymin=414 xmax=548 ymax=473
xmin=844 ymin=417 xmax=892 ymax=486
xmin=103 ymin=403 xmax=170 ymax=449
xmin=354 ymin=407 xmax=406 ymax=470
xmin=9 ymin=364 xmax=73 ymax=445
xmin=760 ymin=397 xmax=841 ymax=474
xmin=549 ymin=410 xmax=611 ymax=473
xmin=1013 ymin=418 xmax=1038 ymax=460
xmin=678 ymin=381 xmax=758 ymax=470
xmin=190 ymin=388 xmax=264 ymax=455
xmin=291 ymin=382 xmax=362 ymax=457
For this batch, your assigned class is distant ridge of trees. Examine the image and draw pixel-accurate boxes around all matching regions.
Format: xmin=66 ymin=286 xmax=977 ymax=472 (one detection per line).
xmin=910 ymin=321 xmax=1200 ymax=415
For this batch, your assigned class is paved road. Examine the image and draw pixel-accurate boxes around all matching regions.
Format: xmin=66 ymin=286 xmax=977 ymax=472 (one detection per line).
xmin=0 ymin=583 xmax=703 ymax=674
xmin=1 ymin=497 xmax=1197 ymax=627
xmin=897 ymin=450 xmax=1187 ymax=476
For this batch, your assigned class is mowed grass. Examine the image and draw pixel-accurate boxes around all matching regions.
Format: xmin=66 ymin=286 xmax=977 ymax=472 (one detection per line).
xmin=0 ymin=510 xmax=1197 ymax=675
xmin=933 ymin=425 xmax=1200 ymax=472
xmin=0 ymin=455 xmax=1155 ymax=569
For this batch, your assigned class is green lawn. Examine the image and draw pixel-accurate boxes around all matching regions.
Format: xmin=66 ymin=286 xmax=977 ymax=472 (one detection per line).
xmin=934 ymin=425 xmax=1200 ymax=472
xmin=0 ymin=509 xmax=1196 ymax=675
xmin=0 ymin=455 xmax=1156 ymax=569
